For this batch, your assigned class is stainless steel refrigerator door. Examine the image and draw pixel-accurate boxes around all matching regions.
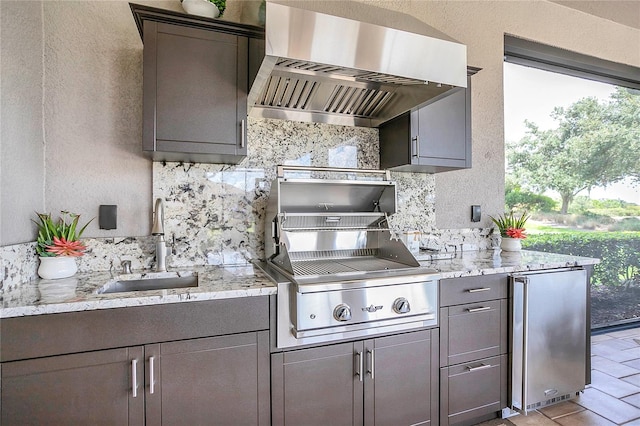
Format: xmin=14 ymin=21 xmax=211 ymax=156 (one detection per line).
xmin=511 ymin=269 xmax=587 ymax=414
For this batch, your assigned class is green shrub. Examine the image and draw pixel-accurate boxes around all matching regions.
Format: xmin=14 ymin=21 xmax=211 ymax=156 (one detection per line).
xmin=591 ymin=206 xmax=640 ymax=217
xmin=609 ymin=217 xmax=640 ymax=232
xmin=505 ymin=185 xmax=556 ymax=212
xmin=522 ymin=232 xmax=640 ymax=288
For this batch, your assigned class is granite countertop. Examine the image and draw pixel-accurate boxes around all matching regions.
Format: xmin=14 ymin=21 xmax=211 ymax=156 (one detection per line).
xmin=0 ymin=265 xmax=276 ymax=318
xmin=415 ymin=249 xmax=600 ymax=279
xmin=1 ymin=250 xmax=599 ymax=318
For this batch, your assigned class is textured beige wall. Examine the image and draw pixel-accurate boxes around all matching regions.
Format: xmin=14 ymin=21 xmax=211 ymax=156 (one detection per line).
xmin=1 ymin=1 xmax=45 ymax=245
xmin=43 ymin=1 xmax=151 ymax=238
xmin=551 ymin=0 xmax=640 ymax=29
xmin=1 ymin=0 xmax=639 ymax=243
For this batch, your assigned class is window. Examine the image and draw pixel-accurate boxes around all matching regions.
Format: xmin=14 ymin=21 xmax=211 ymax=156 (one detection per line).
xmin=504 ymin=35 xmax=640 ymax=330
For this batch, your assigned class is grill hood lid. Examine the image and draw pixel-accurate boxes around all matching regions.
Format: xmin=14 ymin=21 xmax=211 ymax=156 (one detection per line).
xmin=248 ymin=2 xmax=467 ymax=128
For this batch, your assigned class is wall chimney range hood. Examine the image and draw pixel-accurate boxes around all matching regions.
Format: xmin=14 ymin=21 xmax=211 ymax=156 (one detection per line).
xmin=248 ymin=2 xmax=468 ymax=128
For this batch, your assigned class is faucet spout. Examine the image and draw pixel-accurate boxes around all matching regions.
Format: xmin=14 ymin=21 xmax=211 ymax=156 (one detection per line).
xmin=151 ymin=198 xmax=164 ymax=236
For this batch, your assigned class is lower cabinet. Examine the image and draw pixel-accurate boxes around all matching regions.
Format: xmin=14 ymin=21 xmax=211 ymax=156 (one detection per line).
xmin=439 ymin=274 xmax=509 ymax=426
xmin=145 ymin=331 xmax=270 ymax=425
xmin=1 ymin=331 xmax=269 ymax=426
xmin=440 ymin=355 xmax=508 ymax=425
xmin=271 ymin=329 xmax=439 ymax=426
xmin=1 ymin=297 xmax=271 ymax=426
xmin=1 ymin=347 xmax=145 ymax=425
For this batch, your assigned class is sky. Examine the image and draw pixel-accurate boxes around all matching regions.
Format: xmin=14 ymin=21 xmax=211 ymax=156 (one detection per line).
xmin=503 ymin=62 xmax=639 ymax=204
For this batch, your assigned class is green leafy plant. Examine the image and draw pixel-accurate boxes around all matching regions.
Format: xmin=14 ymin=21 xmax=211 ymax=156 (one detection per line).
xmin=489 ymin=211 xmax=530 ymax=239
xmin=523 ymin=232 xmax=640 ymax=289
xmin=33 ymin=211 xmax=92 ymax=257
xmin=209 ymin=0 xmax=225 ymax=16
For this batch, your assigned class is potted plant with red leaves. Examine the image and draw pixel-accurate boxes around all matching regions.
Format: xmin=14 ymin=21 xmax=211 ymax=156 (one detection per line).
xmin=34 ymin=211 xmax=92 ymax=279
xmin=489 ymin=211 xmax=530 ymax=252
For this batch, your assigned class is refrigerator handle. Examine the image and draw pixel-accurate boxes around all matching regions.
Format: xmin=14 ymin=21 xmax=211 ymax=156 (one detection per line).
xmin=513 ymin=276 xmax=528 ymax=284
xmin=515 ymin=275 xmax=530 ymax=411
xmin=511 ymin=275 xmax=529 ymax=414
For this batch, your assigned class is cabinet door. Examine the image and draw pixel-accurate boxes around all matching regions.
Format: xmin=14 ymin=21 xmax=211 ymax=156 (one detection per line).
xmin=364 ymin=329 xmax=438 ymax=426
xmin=145 ymin=331 xmax=269 ymax=426
xmin=416 ymin=87 xmax=469 ymax=168
xmin=271 ymin=341 xmax=364 ymax=426
xmin=1 ymin=347 xmax=144 ymax=425
xmin=143 ymin=21 xmax=248 ymax=163
xmin=379 ymin=75 xmax=472 ymax=173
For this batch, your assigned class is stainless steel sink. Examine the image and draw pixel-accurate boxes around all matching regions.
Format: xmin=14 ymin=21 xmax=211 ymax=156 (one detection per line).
xmin=97 ymin=275 xmax=198 ymax=294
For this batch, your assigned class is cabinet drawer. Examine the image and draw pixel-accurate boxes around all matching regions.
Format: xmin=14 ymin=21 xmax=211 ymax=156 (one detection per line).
xmin=441 ymin=355 xmax=507 ymax=425
xmin=440 ymin=274 xmax=507 ymax=306
xmin=441 ymin=299 xmax=507 ymax=366
xmin=1 ymin=297 xmax=269 ymax=362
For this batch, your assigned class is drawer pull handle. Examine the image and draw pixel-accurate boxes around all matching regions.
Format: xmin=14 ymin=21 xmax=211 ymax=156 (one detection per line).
xmin=149 ymin=356 xmax=156 ymax=394
xmin=355 ymin=351 xmax=363 ymax=382
xmin=467 ymin=287 xmax=491 ymax=293
xmin=131 ymin=359 xmax=138 ymax=398
xmin=467 ymin=306 xmax=491 ymax=313
xmin=467 ymin=363 xmax=492 ymax=372
xmin=240 ymin=119 xmax=246 ymax=148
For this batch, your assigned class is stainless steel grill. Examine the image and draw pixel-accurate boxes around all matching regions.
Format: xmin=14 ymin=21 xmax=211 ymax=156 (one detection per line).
xmin=262 ymin=166 xmax=439 ymax=349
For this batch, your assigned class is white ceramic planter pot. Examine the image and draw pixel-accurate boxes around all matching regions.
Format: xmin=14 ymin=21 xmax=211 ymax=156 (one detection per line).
xmin=38 ymin=256 xmax=78 ymax=280
xmin=181 ymin=0 xmax=220 ymax=18
xmin=500 ymin=237 xmax=522 ymax=252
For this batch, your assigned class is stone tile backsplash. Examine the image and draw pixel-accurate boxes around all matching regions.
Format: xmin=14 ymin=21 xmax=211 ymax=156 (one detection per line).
xmin=1 ymin=117 xmax=495 ymax=289
xmin=1 ymin=242 xmax=39 ymax=292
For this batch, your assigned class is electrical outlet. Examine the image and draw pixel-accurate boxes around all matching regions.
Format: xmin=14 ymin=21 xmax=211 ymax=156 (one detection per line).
xmin=471 ymin=205 xmax=481 ymax=222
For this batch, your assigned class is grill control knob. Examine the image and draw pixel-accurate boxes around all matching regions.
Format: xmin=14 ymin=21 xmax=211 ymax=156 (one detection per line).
xmin=333 ymin=304 xmax=352 ymax=322
xmin=393 ymin=297 xmax=411 ymax=314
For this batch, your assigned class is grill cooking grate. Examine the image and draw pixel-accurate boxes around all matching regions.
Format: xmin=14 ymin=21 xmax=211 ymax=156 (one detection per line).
xmin=290 ymin=256 xmax=413 ymax=277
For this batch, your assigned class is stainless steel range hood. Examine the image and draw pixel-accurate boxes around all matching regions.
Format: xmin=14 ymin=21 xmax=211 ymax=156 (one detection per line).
xmin=248 ymin=2 xmax=467 ymax=128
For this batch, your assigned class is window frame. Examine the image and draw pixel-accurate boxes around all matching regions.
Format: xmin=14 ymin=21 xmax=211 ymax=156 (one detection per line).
xmin=504 ymin=35 xmax=640 ymax=90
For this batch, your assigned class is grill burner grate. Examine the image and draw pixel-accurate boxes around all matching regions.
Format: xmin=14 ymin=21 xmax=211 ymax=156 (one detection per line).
xmin=290 ymin=256 xmax=414 ymax=277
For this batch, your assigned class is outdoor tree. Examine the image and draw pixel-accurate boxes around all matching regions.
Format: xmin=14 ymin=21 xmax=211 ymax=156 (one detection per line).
xmin=507 ymin=87 xmax=640 ymax=214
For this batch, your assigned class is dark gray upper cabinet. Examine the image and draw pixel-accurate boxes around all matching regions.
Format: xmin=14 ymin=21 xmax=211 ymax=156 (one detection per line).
xmin=131 ymin=4 xmax=264 ymax=164
xmin=379 ymin=67 xmax=480 ymax=173
xmin=271 ymin=328 xmax=439 ymax=426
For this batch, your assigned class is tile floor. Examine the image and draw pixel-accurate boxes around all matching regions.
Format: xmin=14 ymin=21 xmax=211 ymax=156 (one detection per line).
xmin=477 ymin=326 xmax=640 ymax=426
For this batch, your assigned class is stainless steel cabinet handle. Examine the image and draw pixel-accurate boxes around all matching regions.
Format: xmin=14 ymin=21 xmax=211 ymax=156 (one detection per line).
xmin=366 ymin=349 xmax=375 ymax=380
xmin=467 ymin=287 xmax=491 ymax=293
xmin=467 ymin=363 xmax=492 ymax=372
xmin=149 ymin=356 xmax=155 ymax=394
xmin=240 ymin=119 xmax=246 ymax=148
xmin=355 ymin=351 xmax=363 ymax=382
xmin=467 ymin=306 xmax=492 ymax=313
xmin=412 ymin=136 xmax=419 ymax=158
xmin=131 ymin=359 xmax=138 ymax=398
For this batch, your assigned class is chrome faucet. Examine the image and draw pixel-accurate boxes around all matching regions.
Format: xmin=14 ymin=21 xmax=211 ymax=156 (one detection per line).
xmin=152 ymin=198 xmax=170 ymax=272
